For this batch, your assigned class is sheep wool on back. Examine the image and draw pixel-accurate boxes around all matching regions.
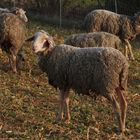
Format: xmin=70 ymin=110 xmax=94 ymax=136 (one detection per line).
xmin=38 ymin=45 xmax=128 ymax=97
xmin=84 ymin=9 xmax=140 ymax=60
xmin=64 ymin=32 xmax=121 ymax=49
xmin=84 ymin=9 xmax=140 ymax=39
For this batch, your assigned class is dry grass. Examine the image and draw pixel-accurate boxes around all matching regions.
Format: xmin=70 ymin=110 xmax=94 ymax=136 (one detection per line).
xmin=0 ymin=18 xmax=140 ymax=140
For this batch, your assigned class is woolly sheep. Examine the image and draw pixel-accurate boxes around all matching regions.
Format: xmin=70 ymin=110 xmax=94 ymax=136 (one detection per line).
xmin=0 ymin=8 xmax=10 ymax=13
xmin=84 ymin=9 xmax=140 ymax=60
xmin=26 ymin=30 xmax=129 ymax=133
xmin=0 ymin=9 xmax=27 ymax=73
xmin=0 ymin=7 xmax=28 ymax=22
xmin=10 ymin=7 xmax=28 ymax=22
xmin=64 ymin=32 xmax=121 ymax=49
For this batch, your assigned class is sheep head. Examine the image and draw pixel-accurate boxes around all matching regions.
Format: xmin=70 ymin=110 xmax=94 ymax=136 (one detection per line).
xmin=26 ymin=30 xmax=55 ymax=54
xmin=10 ymin=7 xmax=28 ymax=22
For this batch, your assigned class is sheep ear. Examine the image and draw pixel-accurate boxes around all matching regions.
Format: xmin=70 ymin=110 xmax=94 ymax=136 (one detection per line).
xmin=44 ymin=40 xmax=50 ymax=47
xmin=15 ymin=10 xmax=18 ymax=14
xmin=25 ymin=36 xmax=35 ymax=42
xmin=44 ymin=37 xmax=54 ymax=49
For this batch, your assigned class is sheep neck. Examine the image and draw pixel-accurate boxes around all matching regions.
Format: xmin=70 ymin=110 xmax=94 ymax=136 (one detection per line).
xmin=37 ymin=46 xmax=55 ymax=59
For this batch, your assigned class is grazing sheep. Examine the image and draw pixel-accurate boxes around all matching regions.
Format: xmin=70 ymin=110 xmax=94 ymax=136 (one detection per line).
xmin=84 ymin=9 xmax=140 ymax=60
xmin=26 ymin=30 xmax=128 ymax=133
xmin=0 ymin=9 xmax=27 ymax=73
xmin=64 ymin=32 xmax=121 ymax=49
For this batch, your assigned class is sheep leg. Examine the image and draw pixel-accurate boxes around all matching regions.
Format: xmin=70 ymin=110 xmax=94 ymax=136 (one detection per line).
xmin=128 ymin=43 xmax=134 ymax=60
xmin=116 ymin=88 xmax=127 ymax=132
xmin=63 ymin=91 xmax=71 ymax=123
xmin=56 ymin=89 xmax=71 ymax=123
xmin=56 ymin=89 xmax=65 ymax=121
xmin=7 ymin=54 xmax=12 ymax=68
xmin=9 ymin=48 xmax=18 ymax=73
xmin=7 ymin=54 xmax=17 ymax=73
xmin=108 ymin=94 xmax=123 ymax=133
xmin=11 ymin=54 xmax=17 ymax=73
xmin=124 ymin=45 xmax=129 ymax=60
xmin=124 ymin=40 xmax=134 ymax=60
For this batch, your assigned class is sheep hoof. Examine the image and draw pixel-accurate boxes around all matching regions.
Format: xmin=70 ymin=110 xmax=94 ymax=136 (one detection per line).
xmin=13 ymin=69 xmax=18 ymax=73
xmin=114 ymin=127 xmax=125 ymax=134
xmin=55 ymin=114 xmax=63 ymax=122
xmin=65 ymin=119 xmax=71 ymax=124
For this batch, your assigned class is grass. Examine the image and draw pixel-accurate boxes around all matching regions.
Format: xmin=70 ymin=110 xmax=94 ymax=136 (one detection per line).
xmin=0 ymin=18 xmax=140 ymax=140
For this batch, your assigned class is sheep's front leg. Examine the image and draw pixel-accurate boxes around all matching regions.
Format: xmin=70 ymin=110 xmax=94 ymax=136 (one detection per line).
xmin=116 ymin=88 xmax=127 ymax=132
xmin=56 ymin=89 xmax=70 ymax=123
xmin=56 ymin=89 xmax=65 ymax=121
xmin=64 ymin=90 xmax=71 ymax=123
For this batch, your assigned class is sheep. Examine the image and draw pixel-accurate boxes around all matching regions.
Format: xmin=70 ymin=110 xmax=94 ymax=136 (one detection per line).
xmin=0 ymin=7 xmax=28 ymax=22
xmin=0 ymin=8 xmax=27 ymax=73
xmin=84 ymin=9 xmax=140 ymax=60
xmin=64 ymin=32 xmax=121 ymax=49
xmin=26 ymin=30 xmax=129 ymax=133
xmin=9 ymin=7 xmax=28 ymax=22
xmin=0 ymin=8 xmax=10 ymax=13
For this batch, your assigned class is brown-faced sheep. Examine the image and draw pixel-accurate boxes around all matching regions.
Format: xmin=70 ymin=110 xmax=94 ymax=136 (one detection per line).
xmin=26 ymin=30 xmax=129 ymax=133
xmin=84 ymin=9 xmax=140 ymax=60
xmin=64 ymin=32 xmax=121 ymax=49
xmin=0 ymin=8 xmax=27 ymax=73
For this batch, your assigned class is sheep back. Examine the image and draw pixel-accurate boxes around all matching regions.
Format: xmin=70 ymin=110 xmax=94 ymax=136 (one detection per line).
xmin=38 ymin=45 xmax=128 ymax=96
xmin=84 ymin=9 xmax=137 ymax=40
xmin=0 ymin=13 xmax=26 ymax=53
xmin=64 ymin=32 xmax=121 ymax=49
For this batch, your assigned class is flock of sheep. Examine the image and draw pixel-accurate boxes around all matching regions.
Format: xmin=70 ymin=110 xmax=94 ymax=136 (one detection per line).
xmin=0 ymin=7 xmax=140 ymax=134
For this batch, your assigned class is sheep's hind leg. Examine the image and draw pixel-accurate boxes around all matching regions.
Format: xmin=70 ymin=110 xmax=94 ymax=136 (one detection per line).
xmin=128 ymin=43 xmax=135 ymax=60
xmin=124 ymin=45 xmax=129 ymax=60
xmin=107 ymin=94 xmax=123 ymax=133
xmin=8 ymin=54 xmax=17 ymax=73
xmin=124 ymin=39 xmax=135 ymax=60
xmin=11 ymin=55 xmax=17 ymax=73
xmin=116 ymin=88 xmax=127 ymax=133
xmin=9 ymin=48 xmax=18 ymax=73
